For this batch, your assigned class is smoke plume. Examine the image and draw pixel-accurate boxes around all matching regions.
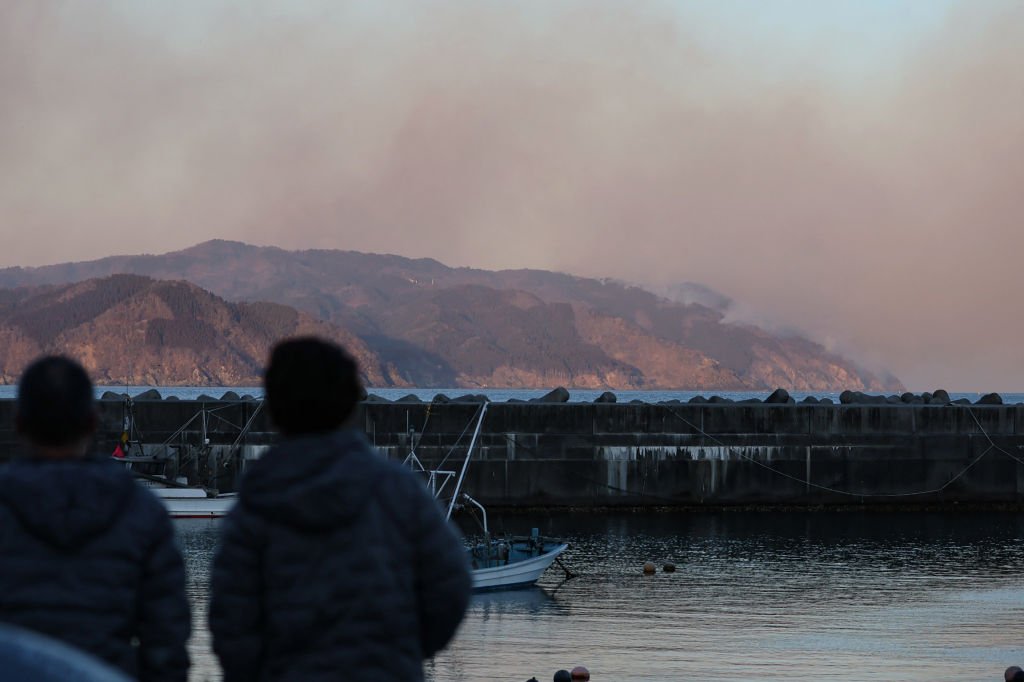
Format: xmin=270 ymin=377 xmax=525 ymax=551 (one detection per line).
xmin=1 ymin=1 xmax=1021 ymax=389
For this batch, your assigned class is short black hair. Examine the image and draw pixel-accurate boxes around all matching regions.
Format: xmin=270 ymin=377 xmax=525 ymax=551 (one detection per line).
xmin=264 ymin=337 xmax=363 ymax=436
xmin=17 ymin=356 xmax=96 ymax=446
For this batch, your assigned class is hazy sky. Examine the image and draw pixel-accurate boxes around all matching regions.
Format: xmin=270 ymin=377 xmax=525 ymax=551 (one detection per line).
xmin=1 ymin=1 xmax=1021 ymax=390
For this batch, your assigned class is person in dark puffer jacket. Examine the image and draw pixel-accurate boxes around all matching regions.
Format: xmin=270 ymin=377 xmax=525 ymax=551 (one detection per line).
xmin=209 ymin=337 xmax=471 ymax=682
xmin=0 ymin=356 xmax=190 ymax=682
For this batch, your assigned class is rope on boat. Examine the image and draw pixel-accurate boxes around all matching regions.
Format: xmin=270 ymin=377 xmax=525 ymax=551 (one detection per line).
xmin=409 ymin=402 xmax=432 ymax=455
xmin=435 ymin=403 xmax=485 ymax=471
xmin=158 ymin=411 xmax=204 ymax=451
xmin=205 ymin=411 xmax=244 ymax=433
xmin=555 ymin=555 xmax=578 ymax=580
xmin=231 ymin=400 xmax=264 ymax=448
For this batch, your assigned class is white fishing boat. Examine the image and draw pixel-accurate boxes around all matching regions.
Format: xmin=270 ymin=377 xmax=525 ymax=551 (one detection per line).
xmin=469 ymin=534 xmax=569 ymax=591
xmin=109 ymin=394 xmax=254 ymax=519
xmin=148 ymin=487 xmax=237 ymax=519
xmin=407 ymin=403 xmax=571 ymax=591
xmin=119 ymin=461 xmax=236 ymax=518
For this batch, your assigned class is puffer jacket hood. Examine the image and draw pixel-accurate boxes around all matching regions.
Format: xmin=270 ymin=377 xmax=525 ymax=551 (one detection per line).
xmin=210 ymin=427 xmax=472 ymax=682
xmin=0 ymin=458 xmax=137 ymax=551
xmin=240 ymin=429 xmax=385 ymax=531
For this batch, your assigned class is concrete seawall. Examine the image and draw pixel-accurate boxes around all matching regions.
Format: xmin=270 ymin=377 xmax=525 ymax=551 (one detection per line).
xmin=1 ymin=398 xmax=1022 ymax=507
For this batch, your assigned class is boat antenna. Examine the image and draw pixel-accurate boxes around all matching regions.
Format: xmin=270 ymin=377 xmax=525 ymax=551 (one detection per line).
xmin=446 ymin=402 xmax=488 ymax=521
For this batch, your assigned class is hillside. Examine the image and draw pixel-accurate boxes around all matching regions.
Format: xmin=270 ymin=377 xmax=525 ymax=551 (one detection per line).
xmin=0 ymin=275 xmax=405 ymax=386
xmin=0 ymin=242 xmax=902 ymax=390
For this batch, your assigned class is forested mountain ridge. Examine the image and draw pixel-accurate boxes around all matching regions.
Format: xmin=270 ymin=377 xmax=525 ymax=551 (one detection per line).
xmin=0 ymin=275 xmax=404 ymax=386
xmin=0 ymin=242 xmax=901 ymax=390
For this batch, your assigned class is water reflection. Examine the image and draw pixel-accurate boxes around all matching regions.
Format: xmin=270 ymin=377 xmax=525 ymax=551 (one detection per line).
xmin=176 ymin=512 xmax=1024 ymax=681
xmin=175 ymin=520 xmax=221 ymax=682
xmin=440 ymin=511 xmax=1024 ymax=681
xmin=472 ymin=586 xmax=568 ymax=621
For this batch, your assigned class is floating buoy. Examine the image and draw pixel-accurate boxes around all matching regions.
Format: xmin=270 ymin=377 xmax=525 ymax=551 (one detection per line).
xmin=643 ymin=562 xmax=656 ymax=574
xmin=663 ymin=562 xmax=676 ymax=573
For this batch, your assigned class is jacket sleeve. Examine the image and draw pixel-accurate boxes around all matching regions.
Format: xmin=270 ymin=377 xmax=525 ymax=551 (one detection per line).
xmin=411 ymin=479 xmax=472 ymax=658
xmin=209 ymin=506 xmax=265 ymax=682
xmin=137 ymin=506 xmax=191 ymax=682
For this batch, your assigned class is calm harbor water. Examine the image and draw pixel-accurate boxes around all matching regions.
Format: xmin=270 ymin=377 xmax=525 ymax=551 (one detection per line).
xmin=177 ymin=512 xmax=1024 ymax=681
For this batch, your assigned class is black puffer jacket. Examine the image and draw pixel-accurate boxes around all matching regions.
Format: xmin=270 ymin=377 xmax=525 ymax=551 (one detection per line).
xmin=0 ymin=458 xmax=190 ymax=682
xmin=209 ymin=429 xmax=472 ymax=682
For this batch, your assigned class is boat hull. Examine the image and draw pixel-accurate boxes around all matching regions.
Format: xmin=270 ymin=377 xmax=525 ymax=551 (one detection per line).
xmin=472 ymin=543 xmax=568 ymax=591
xmin=161 ymin=497 xmax=236 ymax=518
xmin=148 ymin=488 xmax=237 ymax=518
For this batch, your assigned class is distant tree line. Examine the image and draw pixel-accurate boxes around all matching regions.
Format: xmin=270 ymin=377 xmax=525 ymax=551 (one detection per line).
xmin=8 ymin=275 xmax=150 ymax=344
xmin=145 ymin=318 xmax=217 ymax=352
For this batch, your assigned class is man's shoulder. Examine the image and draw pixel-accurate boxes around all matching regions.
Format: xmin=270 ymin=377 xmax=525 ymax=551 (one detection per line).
xmin=118 ymin=479 xmax=176 ymax=529
xmin=295 ymin=429 xmax=427 ymax=491
xmin=371 ymin=457 xmax=452 ymax=525
xmin=372 ymin=454 xmax=432 ymax=492
xmin=0 ymin=458 xmax=138 ymax=498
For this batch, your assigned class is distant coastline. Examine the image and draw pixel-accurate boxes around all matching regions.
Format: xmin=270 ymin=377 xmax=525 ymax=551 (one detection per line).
xmin=0 ymin=386 xmax=1020 ymax=405
xmin=0 ymin=242 xmax=903 ymax=393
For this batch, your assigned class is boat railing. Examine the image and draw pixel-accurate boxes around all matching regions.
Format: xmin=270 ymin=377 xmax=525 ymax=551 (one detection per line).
xmin=403 ymin=451 xmax=457 ymax=500
xmin=403 ymin=403 xmax=489 ymax=521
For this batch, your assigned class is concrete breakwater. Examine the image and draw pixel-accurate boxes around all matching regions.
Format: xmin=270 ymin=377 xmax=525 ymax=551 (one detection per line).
xmin=0 ymin=394 xmax=1022 ymax=507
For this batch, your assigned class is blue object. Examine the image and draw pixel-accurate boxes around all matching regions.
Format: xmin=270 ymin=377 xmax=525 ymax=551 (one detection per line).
xmin=0 ymin=624 xmax=131 ymax=681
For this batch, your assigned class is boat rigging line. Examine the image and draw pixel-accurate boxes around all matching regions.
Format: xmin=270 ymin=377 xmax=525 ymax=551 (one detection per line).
xmin=446 ymin=403 xmax=489 ymax=521
xmin=434 ymin=403 xmax=486 ymax=471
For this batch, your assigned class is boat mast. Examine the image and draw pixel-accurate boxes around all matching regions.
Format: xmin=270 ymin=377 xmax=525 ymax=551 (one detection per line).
xmin=446 ymin=403 xmax=488 ymax=521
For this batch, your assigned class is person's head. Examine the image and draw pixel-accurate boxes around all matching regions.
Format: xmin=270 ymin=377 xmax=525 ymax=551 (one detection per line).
xmin=1007 ymin=667 xmax=1024 ymax=682
xmin=553 ymin=672 xmax=571 ymax=682
xmin=264 ymin=337 xmax=363 ymax=437
xmin=16 ymin=356 xmax=96 ymax=457
xmin=570 ymin=666 xmax=590 ymax=681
